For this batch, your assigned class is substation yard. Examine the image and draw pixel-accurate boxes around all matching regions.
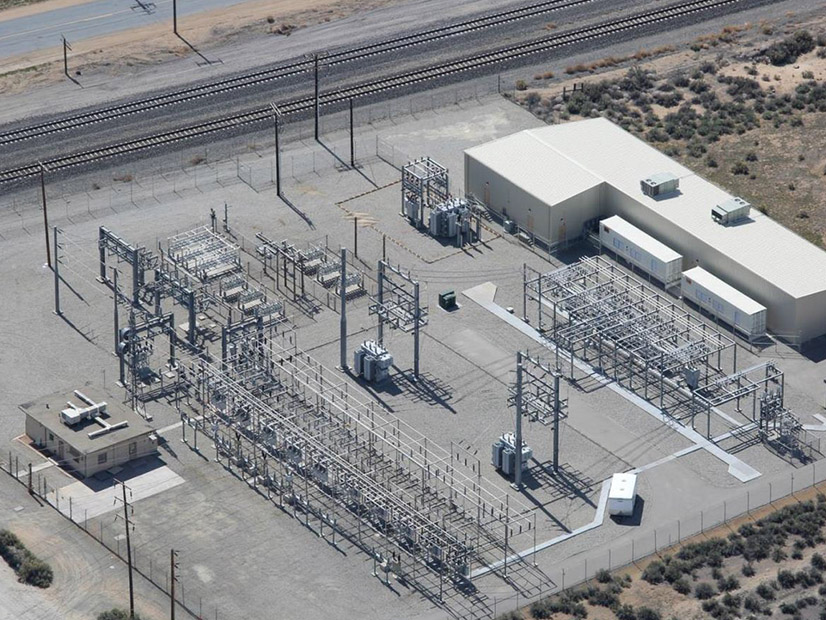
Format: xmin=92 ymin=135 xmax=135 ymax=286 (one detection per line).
xmin=1 ymin=86 xmax=826 ymax=620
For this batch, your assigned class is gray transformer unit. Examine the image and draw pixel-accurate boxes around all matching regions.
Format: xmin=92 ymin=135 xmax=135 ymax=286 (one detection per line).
xmin=640 ymin=172 xmax=679 ymax=198
xmin=491 ymin=432 xmax=532 ymax=476
xmin=429 ymin=197 xmax=470 ymax=239
xmin=353 ymin=340 xmax=393 ymax=383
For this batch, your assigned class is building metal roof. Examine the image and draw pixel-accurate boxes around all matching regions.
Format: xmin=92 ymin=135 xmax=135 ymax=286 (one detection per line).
xmin=464 ymin=130 xmax=603 ymax=207
xmin=683 ymin=267 xmax=766 ymax=316
xmin=467 ymin=117 xmax=826 ymax=299
xmin=601 ymin=215 xmax=682 ymax=263
xmin=20 ymin=388 xmax=155 ymax=455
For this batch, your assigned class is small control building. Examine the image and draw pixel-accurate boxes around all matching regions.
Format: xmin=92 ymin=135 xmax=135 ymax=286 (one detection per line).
xmin=21 ymin=388 xmax=158 ymax=478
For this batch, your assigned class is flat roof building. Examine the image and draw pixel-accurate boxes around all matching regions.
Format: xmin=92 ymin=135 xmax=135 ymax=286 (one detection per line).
xmin=21 ymin=388 xmax=158 ymax=478
xmin=465 ymin=117 xmax=826 ymax=342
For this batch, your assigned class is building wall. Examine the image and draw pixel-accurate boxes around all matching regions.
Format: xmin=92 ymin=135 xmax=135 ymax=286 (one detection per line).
xmin=85 ymin=435 xmax=157 ymax=478
xmin=464 ymin=154 xmax=603 ymax=246
xmin=24 ymin=416 xmax=157 ymax=478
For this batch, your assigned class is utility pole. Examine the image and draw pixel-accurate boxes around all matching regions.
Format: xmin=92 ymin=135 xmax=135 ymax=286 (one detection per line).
xmin=53 ymin=227 xmax=61 ymax=316
xmin=349 ymin=98 xmax=355 ymax=168
xmin=553 ymin=369 xmax=561 ymax=474
xmin=270 ymin=103 xmax=282 ymax=198
xmin=514 ymin=351 xmax=523 ymax=490
xmin=313 ymin=54 xmax=320 ymax=141
xmin=412 ymin=279 xmax=420 ymax=382
xmin=114 ymin=480 xmax=135 ymax=619
xmin=339 ymin=247 xmax=347 ymax=371
xmin=353 ymin=217 xmax=358 ymax=259
xmin=40 ymin=162 xmax=51 ymax=268
xmin=62 ymin=36 xmax=71 ymax=78
xmin=170 ymin=549 xmax=179 ymax=620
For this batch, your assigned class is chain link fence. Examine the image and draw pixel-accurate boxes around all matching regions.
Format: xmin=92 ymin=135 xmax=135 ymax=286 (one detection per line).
xmin=1 ymin=454 xmax=220 ymax=620
xmin=488 ymin=459 xmax=826 ymax=618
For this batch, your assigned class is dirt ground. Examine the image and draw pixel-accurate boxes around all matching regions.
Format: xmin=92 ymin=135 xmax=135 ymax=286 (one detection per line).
xmin=522 ymin=482 xmax=826 ymax=620
xmin=0 ymin=0 xmax=405 ymax=93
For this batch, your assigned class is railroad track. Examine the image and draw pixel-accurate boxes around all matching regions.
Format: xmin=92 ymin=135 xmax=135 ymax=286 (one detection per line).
xmin=0 ymin=0 xmax=745 ymax=184
xmin=0 ymin=0 xmax=601 ymax=146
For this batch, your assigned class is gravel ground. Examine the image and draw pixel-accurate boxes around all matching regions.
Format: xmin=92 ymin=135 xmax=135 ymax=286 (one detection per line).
xmin=1 ymin=90 xmax=824 ymax=619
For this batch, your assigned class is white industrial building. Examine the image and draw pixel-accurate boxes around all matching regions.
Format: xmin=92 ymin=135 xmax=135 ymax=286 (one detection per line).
xmin=465 ymin=117 xmax=826 ymax=342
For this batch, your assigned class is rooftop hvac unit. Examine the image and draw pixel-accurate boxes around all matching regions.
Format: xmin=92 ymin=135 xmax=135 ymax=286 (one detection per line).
xmin=503 ymin=220 xmax=517 ymax=235
xmin=60 ymin=391 xmax=108 ymax=426
xmin=711 ymin=197 xmax=751 ymax=226
xmin=640 ymin=172 xmax=679 ymax=198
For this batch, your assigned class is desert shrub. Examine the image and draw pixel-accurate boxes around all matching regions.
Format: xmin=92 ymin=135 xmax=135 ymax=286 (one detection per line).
xmin=765 ymin=30 xmax=815 ymax=65
xmin=803 ymin=70 xmax=815 ymax=79
xmin=595 ymin=568 xmax=612 ymax=583
xmin=718 ymin=575 xmax=740 ymax=592
xmin=706 ymin=157 xmax=718 ymax=168
xmin=695 ymin=582 xmax=716 ymax=599
xmin=779 ymin=601 xmax=797 ymax=614
xmin=731 ymin=162 xmax=749 ymax=175
xmin=643 ymin=560 xmax=666 ymax=584
xmin=494 ymin=612 xmax=523 ymax=620
xmin=588 ymin=587 xmax=619 ymax=608
xmin=756 ymin=582 xmax=775 ymax=600
xmin=673 ymin=577 xmax=691 ymax=595
xmin=524 ymin=92 xmax=541 ymax=107
xmin=636 ymin=608 xmax=661 ymax=620
xmin=0 ymin=530 xmax=52 ymax=588
xmin=745 ymin=152 xmax=758 ymax=162
xmin=743 ymin=594 xmax=763 ymax=612
xmin=742 ymin=563 xmax=756 ymax=577
xmin=97 ymin=611 xmax=143 ymax=620
xmin=812 ymin=554 xmax=826 ymax=571
xmin=515 ymin=80 xmax=528 ymax=91
xmin=777 ymin=569 xmax=797 ymax=589
xmin=791 ymin=549 xmax=803 ymax=560
xmin=615 ymin=605 xmax=637 ymax=620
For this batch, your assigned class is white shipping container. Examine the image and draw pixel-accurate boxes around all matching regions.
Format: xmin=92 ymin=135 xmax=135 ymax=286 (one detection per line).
xmin=608 ymin=473 xmax=637 ymax=517
xmin=599 ymin=215 xmax=682 ymax=286
xmin=681 ymin=267 xmax=767 ymax=339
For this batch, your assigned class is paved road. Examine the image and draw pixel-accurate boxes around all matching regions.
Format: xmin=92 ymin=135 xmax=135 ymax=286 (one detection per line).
xmin=0 ymin=0 xmax=251 ymax=59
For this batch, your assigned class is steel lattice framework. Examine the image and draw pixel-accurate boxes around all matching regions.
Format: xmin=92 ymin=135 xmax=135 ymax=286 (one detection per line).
xmin=528 ymin=256 xmax=735 ymax=377
xmin=185 ymin=333 xmax=534 ymax=595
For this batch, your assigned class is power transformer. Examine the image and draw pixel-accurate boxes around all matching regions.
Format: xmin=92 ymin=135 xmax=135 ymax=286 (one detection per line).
xmin=491 ymin=432 xmax=532 ymax=475
xmin=353 ymin=340 xmax=393 ymax=383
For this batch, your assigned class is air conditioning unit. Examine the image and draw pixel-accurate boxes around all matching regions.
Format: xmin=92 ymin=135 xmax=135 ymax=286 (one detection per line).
xmin=711 ymin=197 xmax=750 ymax=226
xmin=640 ymin=172 xmax=679 ymax=198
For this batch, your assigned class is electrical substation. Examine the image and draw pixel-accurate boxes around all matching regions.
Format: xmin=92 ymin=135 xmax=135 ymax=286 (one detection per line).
xmin=7 ymin=91 xmax=826 ymax=620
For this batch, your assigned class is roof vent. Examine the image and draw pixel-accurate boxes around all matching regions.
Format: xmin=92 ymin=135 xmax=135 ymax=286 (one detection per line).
xmin=711 ymin=197 xmax=750 ymax=226
xmin=640 ymin=172 xmax=679 ymax=198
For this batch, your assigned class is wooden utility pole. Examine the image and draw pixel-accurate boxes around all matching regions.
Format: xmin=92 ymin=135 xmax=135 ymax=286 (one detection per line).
xmin=170 ymin=549 xmax=179 ymax=620
xmin=62 ymin=36 xmax=71 ymax=78
xmin=40 ymin=163 xmax=50 ymax=268
xmin=114 ymin=480 xmax=135 ymax=619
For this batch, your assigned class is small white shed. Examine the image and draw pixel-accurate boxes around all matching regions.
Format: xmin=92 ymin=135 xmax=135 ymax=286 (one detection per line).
xmin=608 ymin=473 xmax=638 ymax=517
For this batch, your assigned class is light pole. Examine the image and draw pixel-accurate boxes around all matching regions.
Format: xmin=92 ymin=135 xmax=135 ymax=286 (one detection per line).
xmin=270 ymin=103 xmax=282 ymax=197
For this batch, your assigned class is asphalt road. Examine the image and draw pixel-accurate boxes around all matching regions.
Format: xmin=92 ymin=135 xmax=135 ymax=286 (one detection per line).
xmin=0 ymin=0 xmax=252 ymax=59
